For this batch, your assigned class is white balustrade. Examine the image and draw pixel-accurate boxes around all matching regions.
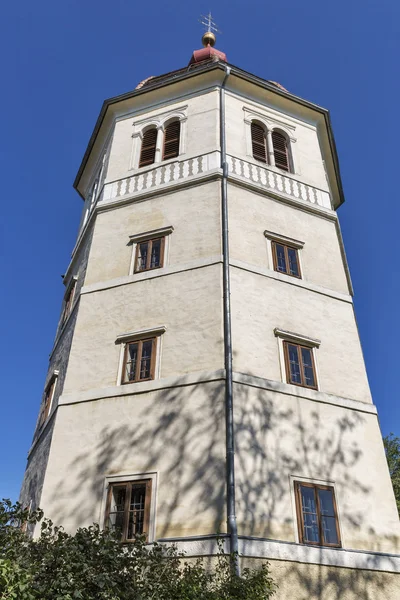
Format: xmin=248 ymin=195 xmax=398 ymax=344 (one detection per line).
xmin=100 ymin=151 xmax=331 ymax=211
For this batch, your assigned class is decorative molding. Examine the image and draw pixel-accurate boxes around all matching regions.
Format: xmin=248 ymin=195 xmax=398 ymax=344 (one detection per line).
xmin=226 ymin=154 xmax=331 ymax=210
xmin=163 ymin=536 xmax=400 ymax=573
xmin=232 ymin=372 xmax=376 ymax=415
xmin=131 ymin=105 xmax=188 ymax=131
xmin=115 ymin=325 xmax=166 ymax=345
xmin=274 ymin=328 xmax=321 ymax=348
xmin=243 ymin=106 xmax=297 ymax=135
xmin=263 ymin=230 xmax=305 ymax=249
xmin=129 ymin=226 xmax=174 ymax=244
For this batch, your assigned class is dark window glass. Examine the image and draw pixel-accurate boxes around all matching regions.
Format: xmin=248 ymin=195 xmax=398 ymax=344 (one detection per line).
xmin=150 ymin=239 xmax=161 ymax=269
xmin=301 ymin=347 xmax=315 ymax=388
xmin=287 ymin=247 xmax=300 ymax=277
xmin=284 ymin=342 xmax=317 ymax=389
xmin=287 ymin=344 xmax=302 ymax=384
xmin=140 ymin=341 xmax=153 ymax=380
xmin=296 ymin=483 xmax=340 ymax=547
xmin=125 ymin=343 xmax=138 ymax=382
xmin=137 ymin=242 xmax=149 ymax=271
xmin=272 ymin=242 xmax=301 ymax=279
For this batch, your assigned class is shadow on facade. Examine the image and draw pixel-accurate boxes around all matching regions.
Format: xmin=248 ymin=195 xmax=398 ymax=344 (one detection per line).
xmin=48 ymin=373 xmax=398 ymax=599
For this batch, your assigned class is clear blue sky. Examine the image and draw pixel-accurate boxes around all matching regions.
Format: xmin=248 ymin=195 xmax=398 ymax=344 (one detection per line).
xmin=1 ymin=0 xmax=399 ymax=501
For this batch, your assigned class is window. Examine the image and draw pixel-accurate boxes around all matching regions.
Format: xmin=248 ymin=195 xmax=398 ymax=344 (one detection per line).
xmin=122 ymin=338 xmax=156 ymax=384
xmin=284 ymin=341 xmax=317 ymax=389
xmin=105 ymin=480 xmax=152 ymax=542
xmin=139 ymin=128 xmax=157 ymax=168
xmin=272 ymin=241 xmax=301 ymax=278
xmin=251 ymin=122 xmax=267 ymax=163
xmin=134 ymin=237 xmax=164 ymax=273
xmin=163 ymin=121 xmax=180 ymax=160
xmin=61 ymin=280 xmax=76 ymax=325
xmin=295 ymin=481 xmax=341 ymax=547
xmin=38 ymin=374 xmax=57 ymax=429
xmin=272 ymin=130 xmax=290 ymax=171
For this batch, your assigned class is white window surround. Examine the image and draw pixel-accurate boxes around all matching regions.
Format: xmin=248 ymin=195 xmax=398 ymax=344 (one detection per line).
xmin=46 ymin=369 xmax=59 ymax=417
xmin=100 ymin=471 xmax=158 ymax=543
xmin=288 ymin=474 xmax=344 ymax=547
xmin=274 ymin=328 xmax=321 ymax=388
xmin=264 ymin=230 xmax=304 ymax=276
xmin=243 ymin=106 xmax=297 ymax=173
xmin=130 ymin=106 xmax=188 ymax=170
xmin=115 ymin=326 xmax=166 ymax=385
xmin=128 ymin=226 xmax=173 ymax=275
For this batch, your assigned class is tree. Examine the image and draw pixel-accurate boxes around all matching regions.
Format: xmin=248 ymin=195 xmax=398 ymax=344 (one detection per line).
xmin=383 ymin=433 xmax=400 ymax=516
xmin=0 ymin=499 xmax=276 ymax=600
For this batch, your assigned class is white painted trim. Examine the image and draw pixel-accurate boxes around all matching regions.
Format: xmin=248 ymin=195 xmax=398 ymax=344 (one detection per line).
xmin=100 ymin=471 xmax=158 ymax=543
xmin=58 ymin=369 xmax=226 ymax=407
xmin=80 ymin=256 xmax=223 ymax=296
xmin=274 ymin=328 xmax=321 ymax=347
xmin=167 ymin=537 xmax=400 ymax=573
xmin=263 ymin=230 xmax=305 ymax=249
xmin=115 ymin=325 xmax=166 ymax=345
xmin=129 ymin=226 xmax=174 ymax=244
xmin=232 ymin=372 xmax=376 ymax=414
xmin=56 ymin=368 xmax=376 ymax=415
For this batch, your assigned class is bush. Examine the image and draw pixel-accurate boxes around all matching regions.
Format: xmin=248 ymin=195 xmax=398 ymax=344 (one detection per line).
xmin=0 ymin=499 xmax=276 ymax=600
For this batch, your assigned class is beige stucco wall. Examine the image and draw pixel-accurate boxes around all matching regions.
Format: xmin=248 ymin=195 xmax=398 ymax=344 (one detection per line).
xmin=37 ymin=381 xmax=226 ymax=538
xmin=234 ymin=383 xmax=400 ymax=553
xmin=228 ymin=185 xmax=349 ymax=295
xmin=63 ymin=263 xmax=224 ymax=393
xmin=84 ymin=181 xmax=222 ymax=286
xmin=225 ymin=92 xmax=329 ymax=192
xmin=243 ymin=557 xmax=400 ymax=600
xmin=230 ymin=266 xmax=371 ymax=403
xmin=107 ymin=89 xmax=219 ymax=182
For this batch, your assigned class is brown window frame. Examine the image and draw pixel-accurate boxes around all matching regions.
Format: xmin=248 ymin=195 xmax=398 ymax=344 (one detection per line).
xmin=38 ymin=375 xmax=57 ymax=429
xmin=104 ymin=479 xmax=152 ymax=543
xmin=271 ymin=241 xmax=301 ymax=279
xmin=61 ymin=280 xmax=76 ymax=325
xmin=272 ymin=130 xmax=291 ymax=172
xmin=283 ymin=341 xmax=318 ymax=390
xmin=251 ymin=122 xmax=267 ymax=163
xmin=294 ymin=481 xmax=341 ymax=548
xmin=162 ymin=120 xmax=181 ymax=161
xmin=122 ymin=337 xmax=157 ymax=384
xmin=139 ymin=128 xmax=158 ymax=168
xmin=134 ymin=236 xmax=165 ymax=273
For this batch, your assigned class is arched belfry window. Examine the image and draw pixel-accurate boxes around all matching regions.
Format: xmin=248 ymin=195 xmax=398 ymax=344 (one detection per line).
xmin=163 ymin=121 xmax=180 ymax=160
xmin=272 ymin=130 xmax=290 ymax=172
xmin=251 ymin=122 xmax=267 ymax=163
xmin=139 ymin=128 xmax=158 ymax=168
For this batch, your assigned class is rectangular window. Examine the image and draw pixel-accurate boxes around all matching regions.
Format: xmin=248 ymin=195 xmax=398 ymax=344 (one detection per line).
xmin=105 ymin=480 xmax=152 ymax=542
xmin=62 ymin=280 xmax=76 ymax=325
xmin=295 ymin=481 xmax=341 ymax=547
xmin=284 ymin=342 xmax=317 ymax=389
xmin=272 ymin=242 xmax=301 ymax=278
xmin=134 ymin=237 xmax=165 ymax=273
xmin=122 ymin=338 xmax=156 ymax=384
xmin=38 ymin=376 xmax=57 ymax=429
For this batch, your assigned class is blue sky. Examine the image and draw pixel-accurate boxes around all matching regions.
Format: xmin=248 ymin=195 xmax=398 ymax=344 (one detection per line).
xmin=1 ymin=0 xmax=399 ymax=501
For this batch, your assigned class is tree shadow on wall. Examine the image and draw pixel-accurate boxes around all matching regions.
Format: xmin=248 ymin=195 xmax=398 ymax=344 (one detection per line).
xmin=48 ymin=373 xmax=399 ymax=599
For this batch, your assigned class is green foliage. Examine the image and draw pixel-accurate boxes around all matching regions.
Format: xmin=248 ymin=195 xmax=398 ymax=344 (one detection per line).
xmin=0 ymin=499 xmax=276 ymax=600
xmin=383 ymin=433 xmax=400 ymax=516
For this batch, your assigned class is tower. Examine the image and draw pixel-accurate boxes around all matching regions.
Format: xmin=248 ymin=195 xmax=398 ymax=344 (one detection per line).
xmin=20 ymin=28 xmax=400 ymax=598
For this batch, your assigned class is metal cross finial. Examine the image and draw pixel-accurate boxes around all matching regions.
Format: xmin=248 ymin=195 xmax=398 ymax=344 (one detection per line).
xmin=199 ymin=12 xmax=221 ymax=35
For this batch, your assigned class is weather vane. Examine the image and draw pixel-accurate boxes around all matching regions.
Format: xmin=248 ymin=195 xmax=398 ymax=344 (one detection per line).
xmin=199 ymin=12 xmax=221 ymax=47
xmin=199 ymin=12 xmax=221 ymax=34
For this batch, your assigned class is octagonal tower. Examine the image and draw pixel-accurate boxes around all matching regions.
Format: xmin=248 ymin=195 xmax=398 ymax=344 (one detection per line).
xmin=20 ymin=34 xmax=400 ymax=598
